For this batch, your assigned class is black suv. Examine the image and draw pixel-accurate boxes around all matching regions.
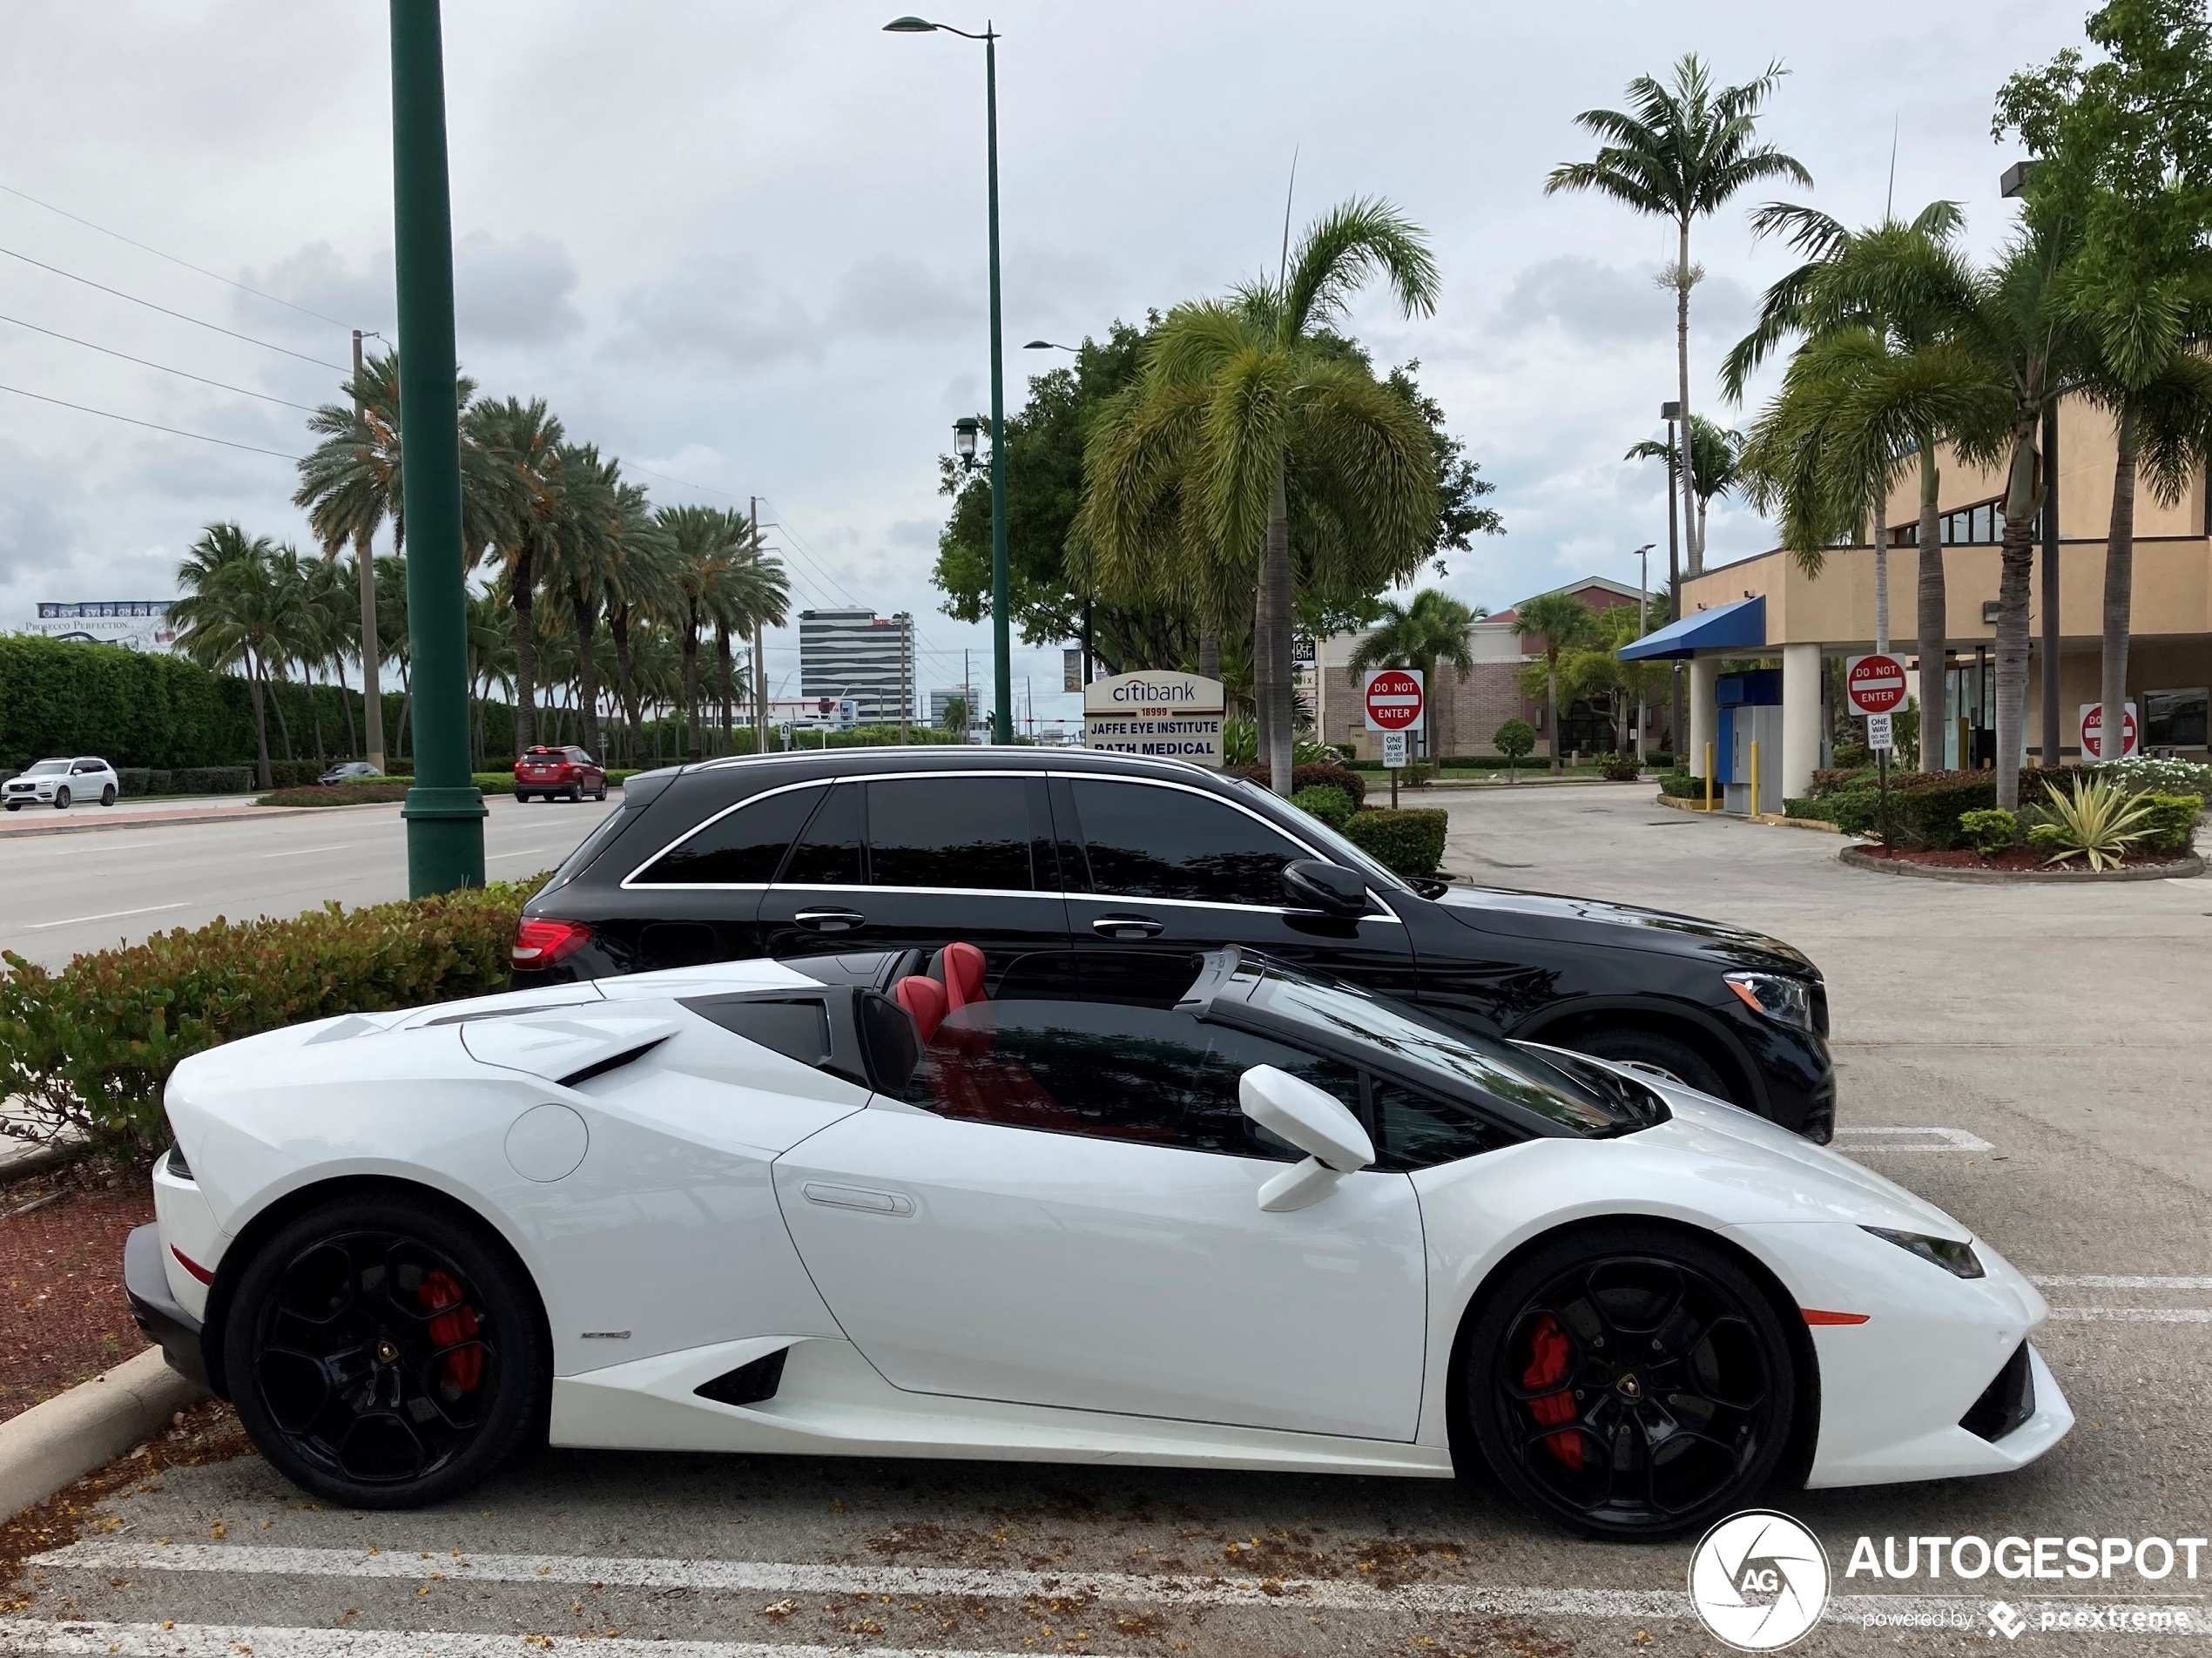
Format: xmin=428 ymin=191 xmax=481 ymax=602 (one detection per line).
xmin=512 ymin=748 xmax=1834 ymax=1138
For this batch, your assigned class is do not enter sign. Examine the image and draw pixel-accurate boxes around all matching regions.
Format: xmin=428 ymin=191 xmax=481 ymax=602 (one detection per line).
xmin=1844 ymin=654 xmax=1910 ymax=718
xmin=1363 ymin=668 xmax=1425 ymax=732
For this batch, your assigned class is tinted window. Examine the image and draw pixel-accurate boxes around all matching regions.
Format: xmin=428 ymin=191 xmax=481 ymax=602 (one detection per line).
xmin=780 ymin=781 xmax=865 ymax=886
xmin=1370 ymin=1076 xmax=1523 ymax=1171
xmin=681 ymin=995 xmax=830 ymax=1065
xmin=867 ymin=776 xmax=1036 ymax=891
xmin=634 ymin=784 xmax=825 ymax=885
xmin=906 ymin=998 xmax=1354 ymax=1162
xmin=1070 ymin=778 xmax=1309 ymax=907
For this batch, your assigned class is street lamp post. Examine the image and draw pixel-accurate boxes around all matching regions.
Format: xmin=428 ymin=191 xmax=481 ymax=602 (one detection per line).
xmin=388 ymin=0 xmax=485 ymax=894
xmin=1662 ymin=400 xmax=1684 ymax=765
xmin=889 ymin=15 xmax=1011 ymax=745
xmin=1629 ymin=542 xmax=1653 ymax=763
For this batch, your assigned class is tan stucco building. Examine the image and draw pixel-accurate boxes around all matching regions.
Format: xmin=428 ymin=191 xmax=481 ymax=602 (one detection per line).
xmin=1650 ymin=387 xmax=2211 ymax=806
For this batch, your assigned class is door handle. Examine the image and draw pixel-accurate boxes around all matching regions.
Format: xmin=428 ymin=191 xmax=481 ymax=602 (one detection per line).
xmin=1091 ymin=913 xmax=1164 ymax=939
xmin=792 ymin=907 xmax=866 ymax=933
xmin=801 ymin=1181 xmax=914 ymax=1217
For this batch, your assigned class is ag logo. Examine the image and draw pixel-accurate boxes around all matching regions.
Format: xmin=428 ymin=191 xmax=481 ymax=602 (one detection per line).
xmin=1687 ymin=1510 xmax=1831 ymax=1650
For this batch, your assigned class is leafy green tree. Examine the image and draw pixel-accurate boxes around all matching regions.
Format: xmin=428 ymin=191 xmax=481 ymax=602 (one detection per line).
xmin=1080 ymin=198 xmax=1443 ymax=794
xmin=1494 ymin=717 xmax=1535 ymax=780
xmin=1510 ymin=590 xmax=1595 ymax=773
xmin=1347 ymin=588 xmax=1485 ymax=763
xmin=1547 ymin=55 xmax=1811 ymax=576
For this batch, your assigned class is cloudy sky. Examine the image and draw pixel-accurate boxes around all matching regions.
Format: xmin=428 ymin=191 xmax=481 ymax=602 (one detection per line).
xmin=0 ymin=0 xmax=2096 ymax=731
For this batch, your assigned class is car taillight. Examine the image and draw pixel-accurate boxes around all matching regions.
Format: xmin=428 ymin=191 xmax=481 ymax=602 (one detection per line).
xmin=512 ymin=918 xmax=591 ymax=967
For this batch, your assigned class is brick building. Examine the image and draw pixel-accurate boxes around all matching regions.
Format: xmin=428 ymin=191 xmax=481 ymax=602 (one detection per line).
xmin=1318 ymin=576 xmax=1669 ymax=760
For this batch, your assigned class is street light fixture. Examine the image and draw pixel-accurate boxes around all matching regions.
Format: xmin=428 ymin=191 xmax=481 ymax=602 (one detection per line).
xmin=952 ymin=414 xmax=981 ymax=468
xmin=888 ymin=13 xmax=1012 ymax=745
xmin=1024 ymin=339 xmax=1077 ymax=353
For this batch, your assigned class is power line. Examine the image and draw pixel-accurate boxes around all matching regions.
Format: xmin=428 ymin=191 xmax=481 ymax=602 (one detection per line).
xmin=624 ymin=460 xmax=747 ymax=501
xmin=0 ymin=381 xmax=300 ymax=459
xmin=0 ymin=312 xmax=319 ymax=411
xmin=0 ymin=243 xmax=348 ymax=371
xmin=0 ymin=179 xmax=354 ymax=329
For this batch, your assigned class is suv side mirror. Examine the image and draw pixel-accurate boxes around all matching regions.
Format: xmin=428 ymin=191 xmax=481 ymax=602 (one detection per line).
xmin=1238 ymin=1063 xmax=1375 ymax=1211
xmin=1281 ymin=859 xmax=1370 ymax=917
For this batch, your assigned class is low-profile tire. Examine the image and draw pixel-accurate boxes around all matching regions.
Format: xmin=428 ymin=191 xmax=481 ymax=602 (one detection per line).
xmin=222 ymin=1191 xmax=549 ymax=1510
xmin=1565 ymin=1026 xmax=1732 ymax=1103
xmin=52 ymin=786 xmax=69 ymax=810
xmin=100 ymin=784 xmax=116 ymax=806
xmin=1460 ymin=1222 xmax=1796 ymax=1541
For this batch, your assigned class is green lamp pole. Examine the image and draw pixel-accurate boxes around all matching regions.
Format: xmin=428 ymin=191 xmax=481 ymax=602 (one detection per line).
xmin=389 ymin=0 xmax=485 ymax=893
xmin=886 ymin=15 xmax=1011 ymax=745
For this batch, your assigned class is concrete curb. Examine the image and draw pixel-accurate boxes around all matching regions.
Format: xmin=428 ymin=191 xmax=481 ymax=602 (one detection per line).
xmin=1838 ymin=845 xmax=2206 ymax=884
xmin=0 ymin=1348 xmax=205 ymax=1519
xmin=0 ymin=806 xmax=322 ymax=841
xmin=1651 ymin=792 xmax=1720 ymax=814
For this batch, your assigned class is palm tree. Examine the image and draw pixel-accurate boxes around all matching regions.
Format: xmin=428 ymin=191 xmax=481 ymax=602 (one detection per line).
xmin=1511 ymin=591 xmax=1597 ymax=774
xmin=462 ymin=587 xmax=514 ymax=767
xmin=603 ymin=508 xmax=676 ymax=758
xmin=653 ymin=505 xmax=741 ymax=758
xmin=1080 ymin=198 xmax=1442 ymax=793
xmin=172 ymin=525 xmax=313 ymax=789
xmin=1347 ymin=588 xmax=1484 ymax=765
xmin=466 ymin=397 xmax=565 ymax=752
xmin=1624 ymin=415 xmax=1747 ymax=564
xmin=1547 ymin=56 xmax=1811 ymax=577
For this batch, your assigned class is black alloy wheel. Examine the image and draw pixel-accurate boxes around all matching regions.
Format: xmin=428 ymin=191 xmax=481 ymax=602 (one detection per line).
xmin=52 ymin=785 xmax=69 ymax=810
xmin=223 ymin=1194 xmax=547 ymax=1509
xmin=1462 ymin=1224 xmax=1795 ymax=1540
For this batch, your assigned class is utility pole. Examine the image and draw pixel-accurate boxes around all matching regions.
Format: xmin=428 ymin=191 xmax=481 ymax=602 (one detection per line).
xmin=389 ymin=0 xmax=484 ymax=893
xmin=352 ymin=329 xmax=387 ymax=772
xmin=2040 ymin=400 xmax=2060 ymax=765
xmin=750 ymin=495 xmax=769 ymax=756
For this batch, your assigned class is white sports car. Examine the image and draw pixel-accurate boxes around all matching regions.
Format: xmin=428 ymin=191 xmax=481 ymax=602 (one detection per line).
xmin=126 ymin=944 xmax=2071 ymax=1538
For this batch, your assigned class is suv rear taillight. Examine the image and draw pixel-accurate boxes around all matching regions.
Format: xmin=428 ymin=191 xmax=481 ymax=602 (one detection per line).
xmin=512 ymin=918 xmax=591 ymax=967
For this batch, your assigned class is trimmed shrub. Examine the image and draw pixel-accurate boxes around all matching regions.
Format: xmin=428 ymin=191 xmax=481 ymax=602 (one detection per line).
xmin=172 ymin=766 xmax=253 ymax=795
xmin=1343 ymin=807 xmax=1447 ymax=876
xmin=1599 ymin=755 xmax=1642 ymax=782
xmin=1290 ymin=785 xmax=1355 ymax=831
xmin=1958 ymin=807 xmax=2019 ymax=854
xmin=2101 ymin=756 xmax=2212 ymax=797
xmin=1657 ymin=770 xmax=1704 ymax=800
xmin=1886 ymin=778 xmax=1997 ymax=849
xmin=1493 ymin=718 xmax=1536 ymax=770
xmin=0 ymin=875 xmax=548 ymax=1154
xmin=1811 ymin=766 xmax=1876 ymax=798
xmin=1238 ymin=762 xmax=1366 ymax=809
xmin=116 ymin=768 xmax=151 ymax=797
xmin=258 ymin=783 xmax=412 ymax=807
xmin=2136 ymin=793 xmax=2204 ymax=853
xmin=1782 ymin=797 xmax=1826 ymax=820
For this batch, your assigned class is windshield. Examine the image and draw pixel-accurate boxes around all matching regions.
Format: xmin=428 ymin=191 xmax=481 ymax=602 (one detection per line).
xmin=1230 ymin=957 xmax=1662 ymax=1136
xmin=25 ymin=760 xmax=67 ymax=776
xmin=1219 ymin=775 xmax=1410 ymax=895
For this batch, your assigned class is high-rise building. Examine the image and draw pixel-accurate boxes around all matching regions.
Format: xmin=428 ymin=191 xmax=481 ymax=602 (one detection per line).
xmin=799 ymin=610 xmax=914 ymax=722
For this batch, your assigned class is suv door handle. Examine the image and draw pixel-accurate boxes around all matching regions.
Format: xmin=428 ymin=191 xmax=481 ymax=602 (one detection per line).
xmin=792 ymin=907 xmax=867 ymax=933
xmin=1091 ymin=913 xmax=1164 ymax=939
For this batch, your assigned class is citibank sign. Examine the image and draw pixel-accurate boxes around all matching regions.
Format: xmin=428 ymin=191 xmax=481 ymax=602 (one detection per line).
xmin=1082 ymin=671 xmax=1225 ymax=716
xmin=1082 ymin=671 xmax=1227 ymax=767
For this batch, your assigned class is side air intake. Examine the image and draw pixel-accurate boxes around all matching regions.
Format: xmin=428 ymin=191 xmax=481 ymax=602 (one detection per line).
xmin=1959 ymin=1342 xmax=2035 ymax=1442
xmin=694 ymin=1347 xmax=789 ymax=1408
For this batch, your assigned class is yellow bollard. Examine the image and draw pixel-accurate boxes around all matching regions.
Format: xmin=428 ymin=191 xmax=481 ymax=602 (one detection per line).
xmin=1704 ymin=741 xmax=1715 ymax=811
xmin=1750 ymin=739 xmax=1761 ymax=820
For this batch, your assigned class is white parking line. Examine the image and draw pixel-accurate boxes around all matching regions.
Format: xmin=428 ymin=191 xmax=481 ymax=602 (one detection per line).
xmin=1834 ymin=1126 xmax=1996 ymax=1152
xmin=2045 ymin=1306 xmax=2212 ymax=1324
xmin=2034 ymin=1275 xmax=2212 ymax=1290
xmin=23 ymin=902 xmax=189 ymax=931
xmin=489 ymin=846 xmax=555 ymax=859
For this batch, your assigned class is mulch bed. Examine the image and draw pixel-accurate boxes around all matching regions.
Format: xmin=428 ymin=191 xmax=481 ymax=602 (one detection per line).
xmin=0 ymin=1157 xmax=154 ymax=1423
xmin=1853 ymin=844 xmax=2191 ymax=873
xmin=255 ymin=781 xmax=411 ymax=807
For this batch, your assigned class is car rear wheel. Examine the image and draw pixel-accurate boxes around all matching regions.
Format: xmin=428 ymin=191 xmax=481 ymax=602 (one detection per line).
xmin=513 ymin=791 xmax=531 ymax=803
xmin=566 ymin=783 xmax=582 ymax=802
xmin=52 ymin=786 xmax=69 ymax=810
xmin=101 ymin=784 xmax=117 ymax=805
xmin=1460 ymin=1223 xmax=1796 ymax=1540
xmin=223 ymin=1193 xmax=548 ymax=1510
xmin=1564 ymin=1027 xmax=1730 ymax=1102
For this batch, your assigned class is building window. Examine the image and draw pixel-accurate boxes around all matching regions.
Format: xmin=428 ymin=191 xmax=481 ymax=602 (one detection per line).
xmin=2146 ymin=688 xmax=2209 ymax=749
xmin=1892 ymin=499 xmax=2034 ymax=548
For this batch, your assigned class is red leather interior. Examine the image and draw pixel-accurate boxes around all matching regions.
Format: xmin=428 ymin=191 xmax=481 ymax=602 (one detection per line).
xmin=894 ymin=975 xmax=948 ymax=1044
xmin=935 ymin=941 xmax=987 ymax=1012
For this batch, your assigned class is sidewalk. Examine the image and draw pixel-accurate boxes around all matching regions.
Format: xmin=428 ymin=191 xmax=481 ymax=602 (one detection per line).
xmin=0 ymin=799 xmax=334 ymax=840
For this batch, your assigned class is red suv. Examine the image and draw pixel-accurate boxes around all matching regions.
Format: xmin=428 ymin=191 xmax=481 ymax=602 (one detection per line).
xmin=513 ymin=745 xmax=608 ymax=803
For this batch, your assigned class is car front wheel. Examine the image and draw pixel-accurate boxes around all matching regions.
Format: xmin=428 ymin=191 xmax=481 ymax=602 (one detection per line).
xmin=222 ymin=1192 xmax=549 ymax=1510
xmin=52 ymin=786 xmax=69 ymax=810
xmin=101 ymin=784 xmax=117 ymax=805
xmin=1460 ymin=1223 xmax=1796 ymax=1540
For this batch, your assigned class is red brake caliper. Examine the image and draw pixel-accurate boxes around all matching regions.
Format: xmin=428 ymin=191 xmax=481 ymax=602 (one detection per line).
xmin=415 ymin=1267 xmax=483 ymax=1392
xmin=1521 ymin=1311 xmax=1584 ymax=1469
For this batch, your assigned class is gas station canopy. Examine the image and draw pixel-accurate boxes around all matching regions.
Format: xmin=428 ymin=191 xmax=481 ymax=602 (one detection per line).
xmin=1617 ymin=596 xmax=1766 ymax=661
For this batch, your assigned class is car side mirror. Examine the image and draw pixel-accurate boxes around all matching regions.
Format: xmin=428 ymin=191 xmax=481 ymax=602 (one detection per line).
xmin=1238 ymin=1063 xmax=1374 ymax=1212
xmin=1281 ymin=859 xmax=1371 ymax=917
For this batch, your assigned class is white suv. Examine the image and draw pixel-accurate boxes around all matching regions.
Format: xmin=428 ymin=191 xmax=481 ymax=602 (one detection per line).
xmin=3 ymin=756 xmax=119 ymax=811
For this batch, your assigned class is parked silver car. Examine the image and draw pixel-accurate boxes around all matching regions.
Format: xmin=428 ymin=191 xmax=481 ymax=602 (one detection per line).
xmin=3 ymin=756 xmax=119 ymax=810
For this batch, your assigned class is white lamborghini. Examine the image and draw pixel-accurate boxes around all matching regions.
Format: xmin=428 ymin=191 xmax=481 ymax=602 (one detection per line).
xmin=126 ymin=943 xmax=2070 ymax=1538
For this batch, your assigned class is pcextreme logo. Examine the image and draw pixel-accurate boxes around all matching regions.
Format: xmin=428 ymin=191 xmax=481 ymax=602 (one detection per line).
xmin=1688 ymin=1510 xmax=1831 ymax=1651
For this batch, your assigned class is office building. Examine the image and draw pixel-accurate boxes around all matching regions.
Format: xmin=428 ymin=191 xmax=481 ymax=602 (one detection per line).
xmin=799 ymin=609 xmax=914 ymax=722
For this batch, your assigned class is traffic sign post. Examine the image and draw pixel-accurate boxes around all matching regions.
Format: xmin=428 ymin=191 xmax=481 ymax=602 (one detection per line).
xmin=1363 ymin=669 xmax=1424 ymax=808
xmin=2080 ymin=701 xmax=2139 ymax=761
xmin=1846 ymin=656 xmax=1909 ymax=851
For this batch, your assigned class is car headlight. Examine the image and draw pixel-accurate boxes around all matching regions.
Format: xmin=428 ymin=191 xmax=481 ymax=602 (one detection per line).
xmin=1723 ymin=971 xmax=1813 ymax=1030
xmin=1865 ymin=1226 xmax=1985 ymax=1278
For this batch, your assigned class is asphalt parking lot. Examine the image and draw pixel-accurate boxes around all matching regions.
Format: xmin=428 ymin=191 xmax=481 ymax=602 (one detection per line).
xmin=7 ymin=780 xmax=2212 ymax=1656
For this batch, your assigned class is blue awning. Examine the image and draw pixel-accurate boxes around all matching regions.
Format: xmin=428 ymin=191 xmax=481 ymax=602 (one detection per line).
xmin=1616 ymin=595 xmax=1766 ymax=661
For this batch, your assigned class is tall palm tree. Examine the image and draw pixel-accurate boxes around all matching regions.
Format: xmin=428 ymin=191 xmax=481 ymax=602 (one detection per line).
xmin=1511 ymin=590 xmax=1596 ymax=774
xmin=603 ymin=506 xmax=676 ymax=758
xmin=1080 ymin=198 xmax=1442 ymax=793
xmin=172 ymin=525 xmax=314 ymax=789
xmin=1346 ymin=588 xmax=1484 ymax=765
xmin=462 ymin=587 xmax=514 ymax=765
xmin=653 ymin=504 xmax=742 ymax=758
xmin=1624 ymin=415 xmax=1747 ymax=564
xmin=466 ymin=397 xmax=565 ymax=752
xmin=1547 ymin=56 xmax=1811 ymax=577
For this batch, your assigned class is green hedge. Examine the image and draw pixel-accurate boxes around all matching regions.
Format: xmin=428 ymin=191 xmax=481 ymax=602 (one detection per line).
xmin=1238 ymin=763 xmax=1367 ymax=809
xmin=0 ymin=876 xmax=546 ymax=1154
xmin=1657 ymin=770 xmax=1705 ymax=800
xmin=2138 ymin=793 xmax=2205 ymax=853
xmin=1343 ymin=807 xmax=1447 ymax=875
xmin=257 ymin=783 xmax=414 ymax=807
